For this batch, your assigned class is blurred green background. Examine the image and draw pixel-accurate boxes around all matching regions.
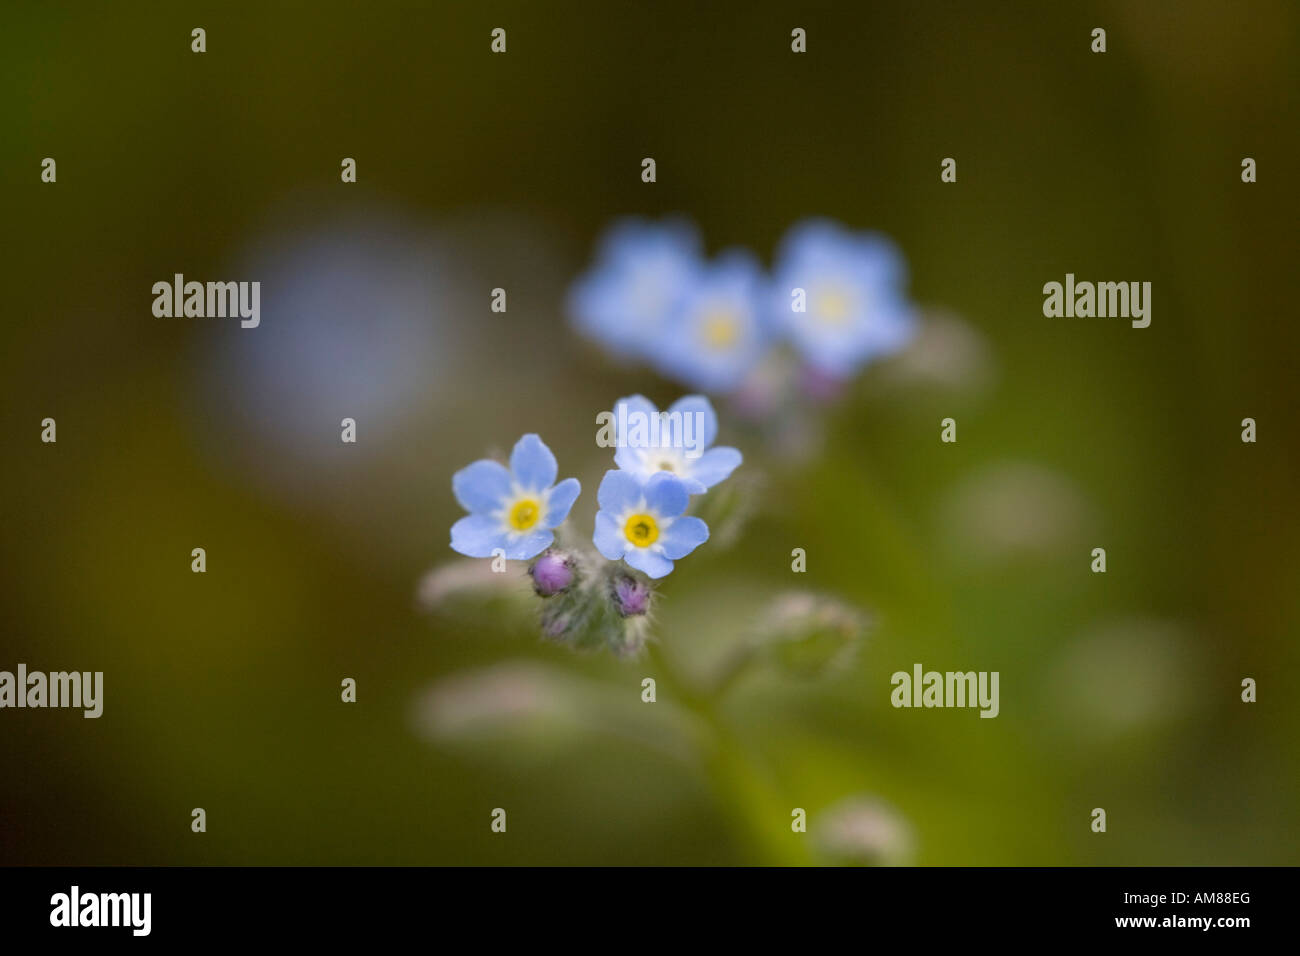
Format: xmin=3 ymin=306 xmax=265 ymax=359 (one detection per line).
xmin=2 ymin=0 xmax=1297 ymax=865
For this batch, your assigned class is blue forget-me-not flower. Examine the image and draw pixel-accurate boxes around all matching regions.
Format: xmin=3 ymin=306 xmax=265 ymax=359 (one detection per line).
xmin=567 ymin=217 xmax=703 ymax=360
xmin=769 ymin=219 xmax=917 ymax=378
xmin=609 ymin=393 xmax=742 ymax=494
xmin=451 ymin=434 xmax=581 ymax=560
xmin=652 ymin=250 xmax=770 ymax=394
xmin=593 ymin=470 xmax=709 ymax=578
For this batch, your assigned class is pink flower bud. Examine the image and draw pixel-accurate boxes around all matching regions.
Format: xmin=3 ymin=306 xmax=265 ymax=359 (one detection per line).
xmin=529 ymin=549 xmax=576 ymax=597
xmin=610 ymin=572 xmax=652 ymax=618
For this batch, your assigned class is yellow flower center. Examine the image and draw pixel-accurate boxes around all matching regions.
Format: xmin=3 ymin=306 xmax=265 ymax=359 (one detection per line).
xmin=815 ymin=285 xmax=854 ymax=326
xmin=699 ymin=310 xmax=740 ymax=350
xmin=509 ymin=498 xmax=541 ymax=531
xmin=623 ymin=513 xmax=660 ymax=548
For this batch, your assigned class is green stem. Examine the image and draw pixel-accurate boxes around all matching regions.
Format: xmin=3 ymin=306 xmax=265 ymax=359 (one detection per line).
xmin=646 ymin=641 xmax=808 ymax=865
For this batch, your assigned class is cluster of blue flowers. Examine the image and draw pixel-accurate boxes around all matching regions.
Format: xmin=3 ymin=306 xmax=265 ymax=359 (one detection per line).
xmin=450 ymin=396 xmax=741 ymax=580
xmin=568 ymin=217 xmax=918 ymax=392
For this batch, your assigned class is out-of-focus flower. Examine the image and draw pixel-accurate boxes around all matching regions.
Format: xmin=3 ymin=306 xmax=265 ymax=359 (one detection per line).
xmin=653 ymin=251 xmax=769 ymax=393
xmin=750 ymin=591 xmax=867 ymax=678
xmin=593 ymin=470 xmax=708 ymax=578
xmin=876 ymin=308 xmax=996 ymax=395
xmin=414 ymin=662 xmax=577 ymax=741
xmin=416 ymin=557 xmax=531 ymax=610
xmin=450 ymin=434 xmax=581 ymax=560
xmin=769 ymin=219 xmax=917 ymax=378
xmin=202 ymin=212 xmax=470 ymax=486
xmin=567 ymin=217 xmax=703 ymax=359
xmin=813 ymin=797 xmax=915 ymax=865
xmin=412 ymin=661 xmax=706 ymax=763
xmin=1048 ymin=618 xmax=1201 ymax=739
xmin=609 ymin=394 xmax=742 ymax=493
xmin=935 ymin=462 xmax=1087 ymax=565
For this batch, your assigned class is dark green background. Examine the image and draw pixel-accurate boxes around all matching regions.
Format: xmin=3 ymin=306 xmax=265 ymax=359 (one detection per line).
xmin=2 ymin=0 xmax=1296 ymax=864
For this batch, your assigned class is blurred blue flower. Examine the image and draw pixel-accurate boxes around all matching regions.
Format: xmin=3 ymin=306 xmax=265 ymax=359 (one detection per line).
xmin=653 ymin=251 xmax=770 ymax=393
xmin=593 ymin=470 xmax=709 ymax=578
xmin=203 ymin=213 xmax=466 ymax=485
xmin=451 ymin=435 xmax=581 ymax=560
xmin=610 ymin=394 xmax=742 ymax=494
xmin=769 ymin=219 xmax=917 ymax=378
xmin=567 ymin=217 xmax=703 ymax=359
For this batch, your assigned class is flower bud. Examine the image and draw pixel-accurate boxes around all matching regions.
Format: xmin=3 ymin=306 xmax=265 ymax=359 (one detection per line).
xmin=813 ymin=797 xmax=914 ymax=866
xmin=606 ymin=614 xmax=651 ymax=658
xmin=609 ymin=571 xmax=652 ymax=618
xmin=529 ymin=549 xmax=576 ymax=597
xmin=539 ymin=588 xmax=595 ymax=643
xmin=539 ymin=602 xmax=576 ymax=639
xmin=753 ymin=592 xmax=867 ymax=678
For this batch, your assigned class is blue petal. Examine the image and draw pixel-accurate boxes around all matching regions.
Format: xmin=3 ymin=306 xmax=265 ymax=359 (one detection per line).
xmin=510 ymin=434 xmax=557 ymax=491
xmin=612 ymin=395 xmax=660 ymax=471
xmin=688 ymin=446 xmax=742 ymax=490
xmin=777 ymin=218 xmax=843 ymax=263
xmin=504 ymin=530 xmax=553 ymax=560
xmin=452 ymin=459 xmax=511 ymax=514
xmin=659 ymin=515 xmax=709 ymax=559
xmin=860 ymin=303 xmax=918 ymax=354
xmin=614 ymin=393 xmax=659 ymax=419
xmin=568 ymin=276 xmax=641 ymax=358
xmin=847 ymin=234 xmax=907 ymax=286
xmin=567 ymin=220 xmax=705 ymax=360
xmin=593 ymin=511 xmax=627 ymax=560
xmin=599 ymin=217 xmax=700 ymax=263
xmin=450 ymin=515 xmax=508 ymax=558
xmin=544 ymin=477 xmax=581 ymax=526
xmin=644 ymin=472 xmax=689 ymax=518
xmin=676 ymin=475 xmax=708 ymax=495
xmin=625 ymin=548 xmax=674 ymax=579
xmin=597 ymin=469 xmax=642 ymax=514
xmin=652 ymin=311 xmax=765 ymax=394
xmin=668 ymin=395 xmax=718 ymax=450
xmin=613 ymin=441 xmax=652 ymax=474
xmin=613 ymin=394 xmax=660 ymax=446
